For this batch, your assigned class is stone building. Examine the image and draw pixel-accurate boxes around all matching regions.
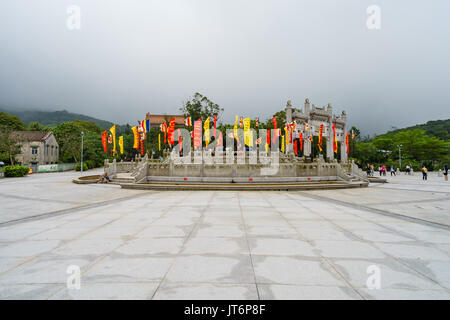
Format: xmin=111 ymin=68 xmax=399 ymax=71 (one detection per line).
xmin=144 ymin=113 xmax=185 ymax=129
xmin=285 ymin=98 xmax=348 ymax=162
xmin=12 ymin=131 xmax=59 ymax=171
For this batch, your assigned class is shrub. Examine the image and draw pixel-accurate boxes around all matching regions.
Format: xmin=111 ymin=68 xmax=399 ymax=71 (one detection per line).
xmin=74 ymin=163 xmax=88 ymax=171
xmin=3 ymin=165 xmax=30 ymax=177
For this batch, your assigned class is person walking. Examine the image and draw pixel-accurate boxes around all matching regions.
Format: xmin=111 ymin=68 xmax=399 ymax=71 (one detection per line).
xmin=390 ymin=165 xmax=396 ymax=176
xmin=421 ymin=166 xmax=428 ymax=180
xmin=382 ymin=165 xmax=387 ymax=176
xmin=378 ymin=166 xmax=382 ymax=176
xmin=366 ymin=164 xmax=371 ymax=176
xmin=444 ymin=165 xmax=448 ymax=181
xmin=405 ymin=164 xmax=410 ymax=175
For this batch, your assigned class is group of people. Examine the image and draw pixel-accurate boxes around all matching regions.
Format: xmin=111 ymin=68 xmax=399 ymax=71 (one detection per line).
xmin=364 ymin=163 xmax=449 ymax=181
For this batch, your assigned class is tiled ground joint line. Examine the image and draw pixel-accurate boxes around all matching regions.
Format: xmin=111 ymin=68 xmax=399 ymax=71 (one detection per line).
xmin=285 ymin=192 xmax=450 ymax=293
xmin=0 ymin=191 xmax=156 ymax=228
xmin=262 ymin=191 xmax=366 ymax=300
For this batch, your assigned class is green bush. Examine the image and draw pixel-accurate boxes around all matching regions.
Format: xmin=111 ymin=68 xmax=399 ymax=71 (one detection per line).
xmin=3 ymin=165 xmax=30 ymax=177
xmin=74 ymin=163 xmax=88 ymax=171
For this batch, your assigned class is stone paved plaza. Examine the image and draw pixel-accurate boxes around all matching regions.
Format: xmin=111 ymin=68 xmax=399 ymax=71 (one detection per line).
xmin=0 ymin=170 xmax=449 ymax=299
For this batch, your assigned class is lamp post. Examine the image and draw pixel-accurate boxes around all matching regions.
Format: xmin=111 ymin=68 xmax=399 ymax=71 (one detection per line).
xmin=81 ymin=131 xmax=84 ymax=174
xmin=397 ymin=144 xmax=402 ymax=171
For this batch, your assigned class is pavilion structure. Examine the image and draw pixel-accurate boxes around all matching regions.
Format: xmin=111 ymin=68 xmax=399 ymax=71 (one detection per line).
xmin=285 ymin=98 xmax=347 ymax=162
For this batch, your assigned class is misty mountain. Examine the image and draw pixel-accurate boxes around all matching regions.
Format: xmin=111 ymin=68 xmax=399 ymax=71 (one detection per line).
xmin=0 ymin=108 xmax=115 ymax=130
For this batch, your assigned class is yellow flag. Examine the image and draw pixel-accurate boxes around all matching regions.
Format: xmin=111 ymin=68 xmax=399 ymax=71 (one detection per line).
xmin=265 ymin=143 xmax=269 ymax=152
xmin=281 ymin=135 xmax=285 ymax=152
xmin=109 ymin=125 xmax=116 ymax=153
xmin=131 ymin=126 xmax=138 ymax=149
xmin=118 ymin=136 xmax=123 ymax=154
xmin=284 ymin=126 xmax=289 ymax=146
xmin=244 ymin=118 xmax=253 ymax=147
xmin=203 ymin=117 xmax=210 ymax=147
xmin=158 ymin=133 xmax=161 ymax=151
xmin=233 ymin=116 xmax=238 ymax=140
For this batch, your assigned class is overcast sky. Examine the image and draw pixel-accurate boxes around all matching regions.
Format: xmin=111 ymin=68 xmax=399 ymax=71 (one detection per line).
xmin=0 ymin=0 xmax=449 ymax=135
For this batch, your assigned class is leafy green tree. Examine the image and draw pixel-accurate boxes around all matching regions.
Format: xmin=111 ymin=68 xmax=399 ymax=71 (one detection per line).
xmin=27 ymin=122 xmax=45 ymax=131
xmin=180 ymin=92 xmax=223 ymax=121
xmin=0 ymin=112 xmax=26 ymax=164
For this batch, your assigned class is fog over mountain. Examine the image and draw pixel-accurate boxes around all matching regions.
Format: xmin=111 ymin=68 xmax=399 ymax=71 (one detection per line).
xmin=0 ymin=0 xmax=449 ymax=135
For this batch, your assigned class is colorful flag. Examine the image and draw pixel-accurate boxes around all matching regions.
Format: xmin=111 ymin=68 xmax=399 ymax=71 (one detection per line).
xmin=177 ymin=129 xmax=183 ymax=153
xmin=346 ymin=132 xmax=350 ymax=154
xmin=255 ymin=117 xmax=259 ymax=127
xmin=167 ymin=118 xmax=175 ymax=145
xmin=203 ymin=117 xmax=210 ymax=147
xmin=184 ymin=116 xmax=193 ymax=126
xmin=132 ymin=126 xmax=139 ymax=149
xmin=118 ymin=136 xmax=124 ymax=154
xmin=332 ymin=123 xmax=338 ymax=153
xmin=109 ymin=125 xmax=116 ymax=153
xmin=213 ymin=115 xmax=218 ymax=138
xmin=233 ymin=116 xmax=238 ymax=140
xmin=318 ymin=124 xmax=324 ymax=152
xmin=217 ymin=131 xmax=223 ymax=147
xmin=272 ymin=118 xmax=280 ymax=142
xmin=239 ymin=116 xmax=243 ymax=128
xmin=194 ymin=118 xmax=202 ymax=149
xmin=243 ymin=117 xmax=251 ymax=146
xmin=299 ymin=132 xmax=303 ymax=151
xmin=351 ymin=129 xmax=355 ymax=139
xmin=101 ymin=130 xmax=107 ymax=153
xmin=272 ymin=118 xmax=277 ymax=129
xmin=160 ymin=122 xmax=168 ymax=143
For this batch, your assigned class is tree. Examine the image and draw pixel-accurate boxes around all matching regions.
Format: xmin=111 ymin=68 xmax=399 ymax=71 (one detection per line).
xmin=27 ymin=122 xmax=45 ymax=131
xmin=0 ymin=112 xmax=26 ymax=165
xmin=265 ymin=110 xmax=286 ymax=129
xmin=180 ymin=92 xmax=223 ymax=121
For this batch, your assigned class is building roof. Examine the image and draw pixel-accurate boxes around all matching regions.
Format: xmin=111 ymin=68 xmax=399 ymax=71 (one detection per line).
xmin=145 ymin=114 xmax=185 ymax=125
xmin=10 ymin=131 xmax=54 ymax=142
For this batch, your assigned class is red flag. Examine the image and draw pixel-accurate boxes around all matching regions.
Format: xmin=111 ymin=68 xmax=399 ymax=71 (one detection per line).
xmin=140 ymin=139 xmax=144 ymax=155
xmin=193 ymin=118 xmax=202 ymax=149
xmin=177 ymin=128 xmax=183 ymax=153
xmin=162 ymin=122 xmax=167 ymax=143
xmin=346 ymin=132 xmax=350 ymax=154
xmin=293 ymin=140 xmax=298 ymax=155
xmin=267 ymin=129 xmax=271 ymax=146
xmin=272 ymin=118 xmax=278 ymax=143
xmin=332 ymin=123 xmax=338 ymax=153
xmin=299 ymin=132 xmax=303 ymax=151
xmin=213 ymin=115 xmax=218 ymax=138
xmin=168 ymin=118 xmax=176 ymax=145
xmin=318 ymin=124 xmax=324 ymax=152
xmin=101 ymin=130 xmax=108 ymax=153
xmin=217 ymin=131 xmax=223 ymax=147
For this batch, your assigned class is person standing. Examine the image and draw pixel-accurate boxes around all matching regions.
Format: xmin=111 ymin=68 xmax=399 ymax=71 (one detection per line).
xmin=390 ymin=165 xmax=396 ymax=176
xmin=444 ymin=165 xmax=448 ymax=181
xmin=421 ymin=166 xmax=428 ymax=180
xmin=378 ymin=166 xmax=382 ymax=176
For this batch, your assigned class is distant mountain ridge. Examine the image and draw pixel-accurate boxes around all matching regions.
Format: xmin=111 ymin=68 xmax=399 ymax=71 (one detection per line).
xmin=0 ymin=108 xmax=115 ymax=130
xmin=379 ymin=119 xmax=450 ymax=141
xmin=2 ymin=108 xmax=449 ymax=141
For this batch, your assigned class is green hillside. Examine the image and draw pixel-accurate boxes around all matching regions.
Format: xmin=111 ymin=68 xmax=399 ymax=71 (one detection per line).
xmin=0 ymin=108 xmax=115 ymax=130
xmin=380 ymin=119 xmax=450 ymax=141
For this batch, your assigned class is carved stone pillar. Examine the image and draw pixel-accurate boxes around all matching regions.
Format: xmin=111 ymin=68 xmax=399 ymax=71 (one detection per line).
xmin=327 ymin=122 xmax=334 ymax=161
